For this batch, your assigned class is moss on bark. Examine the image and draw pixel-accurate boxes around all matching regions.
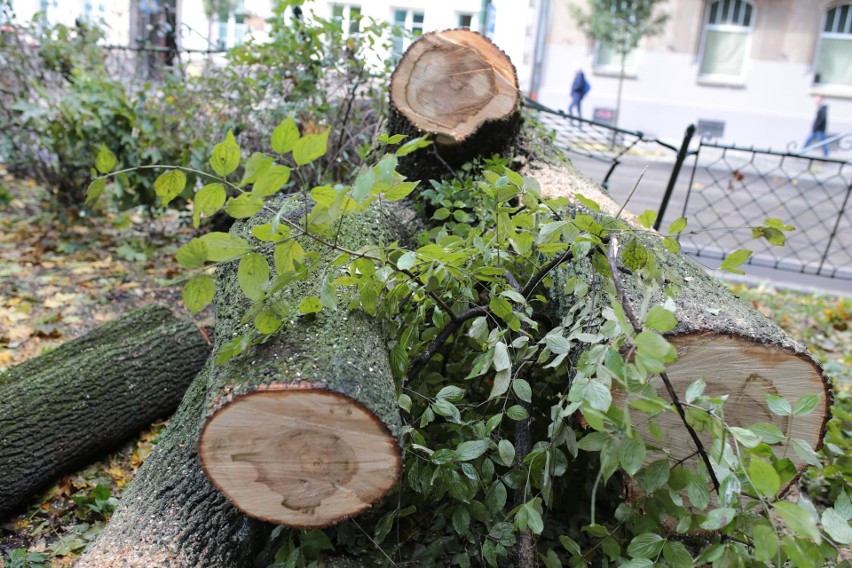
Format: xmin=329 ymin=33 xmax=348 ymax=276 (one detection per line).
xmin=0 ymin=304 xmax=209 ymax=518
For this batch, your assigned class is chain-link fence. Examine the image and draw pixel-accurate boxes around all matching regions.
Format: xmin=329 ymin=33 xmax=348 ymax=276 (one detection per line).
xmin=678 ymin=142 xmax=852 ymax=280
xmin=526 ymin=101 xmax=851 ymax=283
xmin=524 ymin=98 xmax=681 ymax=190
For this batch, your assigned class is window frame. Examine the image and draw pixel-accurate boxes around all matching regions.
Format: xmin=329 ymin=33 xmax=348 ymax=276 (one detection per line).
xmin=696 ymin=0 xmax=756 ymax=86
xmin=812 ymin=3 xmax=852 ymax=89
xmin=592 ymin=41 xmax=640 ymax=77
xmin=391 ymin=8 xmax=425 ymax=57
xmin=330 ymin=3 xmax=362 ymax=37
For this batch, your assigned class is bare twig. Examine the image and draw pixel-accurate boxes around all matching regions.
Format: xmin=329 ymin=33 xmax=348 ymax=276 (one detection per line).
xmin=615 ymin=166 xmax=647 ymax=221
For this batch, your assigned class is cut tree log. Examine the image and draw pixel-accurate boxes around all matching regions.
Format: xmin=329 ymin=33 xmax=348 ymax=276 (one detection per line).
xmin=533 ymin=159 xmax=833 ymax=498
xmin=388 ymin=28 xmax=522 ymax=179
xmin=197 ymin=199 xmax=403 ymax=529
xmin=78 ymin=200 xmax=407 ymax=566
xmin=0 ymin=304 xmax=209 ymax=519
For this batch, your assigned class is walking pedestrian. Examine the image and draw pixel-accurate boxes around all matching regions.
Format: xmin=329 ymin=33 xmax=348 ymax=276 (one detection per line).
xmin=804 ymin=95 xmax=829 ymax=157
xmin=568 ymin=68 xmax=590 ymax=123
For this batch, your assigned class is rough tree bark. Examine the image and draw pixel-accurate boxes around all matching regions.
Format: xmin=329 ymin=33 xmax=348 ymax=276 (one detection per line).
xmin=0 ymin=304 xmax=209 ymax=519
xmin=78 ymin=200 xmax=407 ymax=566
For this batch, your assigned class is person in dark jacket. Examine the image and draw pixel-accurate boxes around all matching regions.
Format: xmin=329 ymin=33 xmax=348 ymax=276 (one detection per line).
xmin=804 ymin=96 xmax=829 ymax=157
xmin=568 ymin=69 xmax=589 ymax=122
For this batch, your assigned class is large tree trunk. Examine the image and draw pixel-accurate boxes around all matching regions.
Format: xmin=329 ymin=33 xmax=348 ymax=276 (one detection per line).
xmin=79 ymin=199 xmax=407 ymax=566
xmin=533 ymin=159 xmax=832 ymax=497
xmin=0 ymin=304 xmax=209 ymax=519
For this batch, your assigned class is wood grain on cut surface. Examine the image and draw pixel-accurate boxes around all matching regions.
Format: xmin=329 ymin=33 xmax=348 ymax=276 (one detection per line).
xmin=199 ymin=389 xmax=400 ymax=527
xmin=616 ymin=334 xmax=829 ymax=475
xmin=390 ymin=29 xmax=519 ymax=143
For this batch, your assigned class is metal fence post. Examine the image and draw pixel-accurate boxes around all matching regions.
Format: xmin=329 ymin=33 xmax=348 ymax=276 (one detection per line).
xmin=654 ymin=124 xmax=696 ymax=231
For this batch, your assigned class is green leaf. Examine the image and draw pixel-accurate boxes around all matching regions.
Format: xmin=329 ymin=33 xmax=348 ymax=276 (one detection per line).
xmin=544 ymin=334 xmax=571 ymax=355
xmin=351 ymin=167 xmax=375 ymax=204
xmin=452 ymin=506 xmax=470 ymax=534
xmin=436 ymin=386 xmax=464 ymax=402
xmin=729 ymin=426 xmax=761 ymax=448
xmin=489 ymin=368 xmax=511 ymax=399
xmin=621 ymin=238 xmax=649 ymax=271
xmin=293 ymin=128 xmax=329 ymax=166
xmin=395 ymin=135 xmax=432 ymax=156
xmin=85 ymin=177 xmax=106 ymax=206
xmin=662 ymin=541 xmax=692 ymax=567
xmin=253 ymin=165 xmax=291 ymax=197
xmin=685 ymin=377 xmax=705 ymax=403
xmin=238 ymin=253 xmax=270 ymax=301
xmin=638 ymin=459 xmax=670 ymax=493
xmin=193 ymin=183 xmax=226 ymax=227
xmin=199 ymin=232 xmax=250 ymax=261
xmin=792 ymin=439 xmax=821 ymax=467
xmin=183 ymin=274 xmax=215 ymax=315
xmin=251 ymin=223 xmax=291 ymax=242
xmin=383 ymin=180 xmax=418 ymax=201
xmin=626 ymin=533 xmax=664 ymax=559
xmin=378 ymin=133 xmax=407 ymax=144
xmin=271 ymin=117 xmax=299 ymax=154
xmin=749 ymin=422 xmax=785 ymax=444
xmin=274 ymin=240 xmax=305 ymax=273
xmin=821 ymin=508 xmax=852 ymax=545
xmin=645 ymin=305 xmax=677 ymax=332
xmin=774 ymin=501 xmax=821 ymax=543
xmin=456 ymin=440 xmax=489 ymax=461
xmin=506 ymin=405 xmax=529 ymax=421
xmin=574 ymin=193 xmax=600 ymax=212
xmin=662 ymin=236 xmax=681 ymax=253
xmin=396 ymin=251 xmax=416 ymax=271
xmin=398 ymin=393 xmax=412 ymax=413
xmin=753 ymin=524 xmax=779 ymax=562
xmin=224 ymin=193 xmax=264 ymax=219
xmin=254 ymin=309 xmax=281 ymax=334
xmin=559 ymin=535 xmax=581 ymax=556
xmin=667 ymin=217 xmax=687 ymax=234
xmin=719 ymin=248 xmax=752 ymax=274
xmin=95 ymin=145 xmax=117 ymax=174
xmin=176 ymin=238 xmax=208 ymax=269
xmin=239 ymin=152 xmax=274 ymax=187
xmin=637 ymin=210 xmax=657 ymax=228
xmin=492 ymin=341 xmax=511 ymax=371
xmin=793 ymin=394 xmax=820 ymax=416
xmin=154 ymin=169 xmax=187 ymax=207
xmin=752 ymin=226 xmax=787 ymax=246
xmin=700 ymin=507 xmax=736 ymax=530
xmin=766 ymin=394 xmax=792 ymax=416
xmin=498 ymin=439 xmax=515 ymax=466
xmin=525 ymin=502 xmax=544 ymax=534
xmin=210 ymin=130 xmax=241 ymax=176
xmin=618 ymin=435 xmax=646 ymax=476
xmin=635 ymin=332 xmax=676 ymax=361
xmin=298 ymin=296 xmax=322 ymax=314
xmin=748 ymin=458 xmax=780 ymax=497
xmin=512 ymin=379 xmax=532 ymax=403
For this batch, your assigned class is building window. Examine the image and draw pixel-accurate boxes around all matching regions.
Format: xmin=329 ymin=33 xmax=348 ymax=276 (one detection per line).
xmin=458 ymin=13 xmax=473 ymax=28
xmin=594 ymin=42 xmax=638 ymax=74
xmin=814 ymin=4 xmax=852 ymax=87
xmin=392 ymin=9 xmax=424 ymax=56
xmin=331 ymin=4 xmax=361 ymax=35
xmin=698 ymin=0 xmax=754 ymax=80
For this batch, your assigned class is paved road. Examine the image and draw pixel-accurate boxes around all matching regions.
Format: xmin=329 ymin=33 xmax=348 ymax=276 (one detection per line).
xmin=567 ymin=154 xmax=852 ymax=297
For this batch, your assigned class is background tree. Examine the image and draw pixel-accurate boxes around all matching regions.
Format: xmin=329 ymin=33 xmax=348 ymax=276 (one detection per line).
xmin=571 ymin=0 xmax=667 ymax=129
